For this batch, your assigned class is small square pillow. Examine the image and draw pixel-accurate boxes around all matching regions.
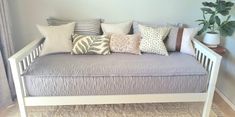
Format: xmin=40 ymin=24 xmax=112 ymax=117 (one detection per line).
xmin=101 ymin=21 xmax=132 ymax=35
xmin=180 ymin=28 xmax=198 ymax=56
xmin=37 ymin=22 xmax=75 ymax=56
xmin=139 ymin=25 xmax=170 ymax=56
xmin=165 ymin=27 xmax=198 ymax=56
xmin=110 ymin=33 xmax=141 ymax=55
xmin=71 ymin=34 xmax=110 ymax=55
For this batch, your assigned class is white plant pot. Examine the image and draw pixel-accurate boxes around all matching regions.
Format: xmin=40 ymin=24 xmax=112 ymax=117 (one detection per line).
xmin=203 ymin=32 xmax=220 ymax=48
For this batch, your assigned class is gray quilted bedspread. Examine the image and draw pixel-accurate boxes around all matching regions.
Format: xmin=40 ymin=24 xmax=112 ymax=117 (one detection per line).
xmin=23 ymin=53 xmax=208 ymax=96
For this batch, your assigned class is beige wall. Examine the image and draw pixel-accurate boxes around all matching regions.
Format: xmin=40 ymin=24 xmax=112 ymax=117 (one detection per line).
xmin=8 ymin=0 xmax=235 ymax=107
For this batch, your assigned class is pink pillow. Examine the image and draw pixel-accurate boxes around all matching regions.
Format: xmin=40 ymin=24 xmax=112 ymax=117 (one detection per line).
xmin=110 ymin=33 xmax=141 ymax=55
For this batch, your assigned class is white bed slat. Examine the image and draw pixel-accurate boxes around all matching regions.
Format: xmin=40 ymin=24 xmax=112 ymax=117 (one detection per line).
xmin=29 ymin=53 xmax=34 ymax=63
xmin=26 ymin=56 xmax=30 ymax=66
xmin=204 ymin=57 xmax=209 ymax=71
xmin=196 ymin=50 xmax=200 ymax=60
xmin=18 ymin=62 xmax=24 ymax=75
xmin=22 ymin=59 xmax=27 ymax=71
xmin=33 ymin=50 xmax=36 ymax=59
xmin=36 ymin=48 xmax=39 ymax=57
xmin=202 ymin=55 xmax=205 ymax=67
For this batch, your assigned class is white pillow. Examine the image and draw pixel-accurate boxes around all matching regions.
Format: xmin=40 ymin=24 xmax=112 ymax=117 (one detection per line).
xmin=139 ymin=25 xmax=170 ymax=56
xmin=101 ymin=21 xmax=132 ymax=35
xmin=180 ymin=28 xmax=198 ymax=56
xmin=37 ymin=22 xmax=75 ymax=56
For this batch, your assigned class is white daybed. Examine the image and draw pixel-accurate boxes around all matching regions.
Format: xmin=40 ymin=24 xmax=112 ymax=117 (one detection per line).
xmin=9 ymin=38 xmax=222 ymax=117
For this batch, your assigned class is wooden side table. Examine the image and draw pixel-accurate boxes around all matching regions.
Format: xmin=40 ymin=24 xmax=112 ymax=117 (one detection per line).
xmin=209 ymin=45 xmax=226 ymax=55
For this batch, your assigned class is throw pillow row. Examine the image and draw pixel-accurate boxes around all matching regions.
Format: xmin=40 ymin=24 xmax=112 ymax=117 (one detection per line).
xmin=48 ymin=18 xmax=198 ymax=55
xmin=38 ymin=18 xmax=198 ymax=56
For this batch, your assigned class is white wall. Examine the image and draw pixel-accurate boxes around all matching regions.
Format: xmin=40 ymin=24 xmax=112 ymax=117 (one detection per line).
xmin=8 ymin=0 xmax=235 ymax=107
xmin=8 ymin=0 xmax=207 ymax=50
xmin=217 ymin=6 xmax=235 ymax=107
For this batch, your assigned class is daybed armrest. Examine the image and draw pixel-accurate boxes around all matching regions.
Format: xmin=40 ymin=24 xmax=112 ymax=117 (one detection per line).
xmin=192 ymin=39 xmax=222 ymax=74
xmin=192 ymin=38 xmax=222 ymax=117
xmin=8 ymin=38 xmax=44 ymax=116
xmin=9 ymin=38 xmax=44 ymax=63
xmin=9 ymin=38 xmax=44 ymax=73
xmin=8 ymin=38 xmax=44 ymax=97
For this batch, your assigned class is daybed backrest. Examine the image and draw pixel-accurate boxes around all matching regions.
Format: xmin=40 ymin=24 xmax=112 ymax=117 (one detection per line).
xmin=47 ymin=17 xmax=102 ymax=35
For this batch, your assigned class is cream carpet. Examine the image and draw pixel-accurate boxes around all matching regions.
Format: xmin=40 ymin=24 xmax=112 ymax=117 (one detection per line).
xmin=28 ymin=103 xmax=223 ymax=117
xmin=2 ymin=103 xmax=224 ymax=117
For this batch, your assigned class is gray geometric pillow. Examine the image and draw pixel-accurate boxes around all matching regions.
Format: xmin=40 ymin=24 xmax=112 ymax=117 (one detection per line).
xmin=47 ymin=17 xmax=102 ymax=35
xmin=71 ymin=34 xmax=110 ymax=55
xmin=165 ymin=27 xmax=181 ymax=51
xmin=133 ymin=21 xmax=163 ymax=34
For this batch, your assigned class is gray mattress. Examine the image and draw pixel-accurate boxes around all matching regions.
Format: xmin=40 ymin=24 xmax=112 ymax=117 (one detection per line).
xmin=23 ymin=53 xmax=208 ymax=96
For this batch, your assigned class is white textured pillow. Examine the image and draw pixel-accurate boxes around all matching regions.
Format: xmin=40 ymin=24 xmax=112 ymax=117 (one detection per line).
xmin=101 ymin=21 xmax=132 ymax=35
xmin=37 ymin=22 xmax=75 ymax=56
xmin=180 ymin=28 xmax=198 ymax=56
xmin=139 ymin=25 xmax=170 ymax=56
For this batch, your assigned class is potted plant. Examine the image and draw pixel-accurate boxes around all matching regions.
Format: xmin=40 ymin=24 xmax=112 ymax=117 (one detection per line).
xmin=197 ymin=0 xmax=235 ymax=47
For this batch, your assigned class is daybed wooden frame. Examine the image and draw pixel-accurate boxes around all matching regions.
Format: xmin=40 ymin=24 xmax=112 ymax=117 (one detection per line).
xmin=9 ymin=38 xmax=222 ymax=117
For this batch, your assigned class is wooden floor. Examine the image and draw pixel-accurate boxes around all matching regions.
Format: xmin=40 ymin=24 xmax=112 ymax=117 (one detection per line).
xmin=0 ymin=92 xmax=235 ymax=117
xmin=213 ymin=92 xmax=235 ymax=117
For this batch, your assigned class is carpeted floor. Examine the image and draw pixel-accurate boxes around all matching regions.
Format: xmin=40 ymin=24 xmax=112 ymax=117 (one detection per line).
xmin=2 ymin=102 xmax=224 ymax=117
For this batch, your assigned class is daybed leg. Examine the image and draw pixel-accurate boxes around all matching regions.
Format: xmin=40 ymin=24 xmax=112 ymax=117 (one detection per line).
xmin=9 ymin=60 xmax=27 ymax=117
xmin=18 ymin=104 xmax=27 ymax=117
xmin=202 ymin=59 xmax=221 ymax=117
xmin=202 ymin=91 xmax=215 ymax=117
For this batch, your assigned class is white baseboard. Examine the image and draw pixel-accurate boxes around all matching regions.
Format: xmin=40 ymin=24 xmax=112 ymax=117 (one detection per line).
xmin=215 ymin=88 xmax=235 ymax=111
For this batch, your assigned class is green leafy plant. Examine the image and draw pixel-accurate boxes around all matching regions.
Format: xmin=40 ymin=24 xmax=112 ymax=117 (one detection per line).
xmin=197 ymin=0 xmax=235 ymax=36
